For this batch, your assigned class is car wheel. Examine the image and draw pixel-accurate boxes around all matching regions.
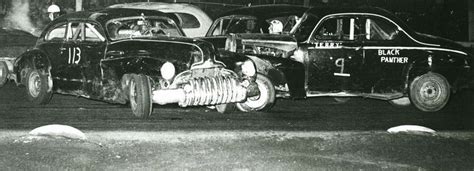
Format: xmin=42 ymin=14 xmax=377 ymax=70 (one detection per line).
xmin=215 ymin=103 xmax=235 ymax=114
xmin=389 ymin=97 xmax=411 ymax=107
xmin=26 ymin=69 xmax=52 ymax=105
xmin=236 ymin=74 xmax=275 ymax=112
xmin=129 ymin=74 xmax=152 ymax=118
xmin=409 ymin=72 xmax=450 ymax=112
xmin=0 ymin=61 xmax=8 ymax=87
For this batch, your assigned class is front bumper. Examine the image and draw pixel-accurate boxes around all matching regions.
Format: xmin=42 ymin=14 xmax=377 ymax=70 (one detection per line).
xmin=152 ymin=75 xmax=248 ymax=107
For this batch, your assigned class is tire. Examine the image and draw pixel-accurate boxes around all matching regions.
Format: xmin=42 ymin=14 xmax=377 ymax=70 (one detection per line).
xmin=129 ymin=74 xmax=152 ymax=118
xmin=0 ymin=61 xmax=8 ymax=87
xmin=409 ymin=72 xmax=450 ymax=112
xmin=388 ymin=97 xmax=411 ymax=107
xmin=216 ymin=103 xmax=235 ymax=114
xmin=26 ymin=69 xmax=52 ymax=105
xmin=236 ymin=74 xmax=275 ymax=112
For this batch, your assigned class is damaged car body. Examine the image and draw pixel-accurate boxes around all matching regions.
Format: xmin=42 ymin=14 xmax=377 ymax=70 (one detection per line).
xmin=201 ymin=5 xmax=310 ymax=99
xmin=9 ymin=8 xmax=263 ymax=117
xmin=204 ymin=5 xmax=473 ymax=112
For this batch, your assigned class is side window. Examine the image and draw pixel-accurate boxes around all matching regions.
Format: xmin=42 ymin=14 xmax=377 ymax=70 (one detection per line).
xmin=66 ymin=22 xmax=82 ymax=41
xmin=313 ymin=17 xmax=362 ymax=41
xmin=176 ymin=13 xmax=200 ymax=29
xmin=45 ymin=23 xmax=67 ymax=41
xmin=84 ymin=23 xmax=105 ymax=42
xmin=211 ymin=19 xmax=229 ymax=36
xmin=364 ymin=17 xmax=399 ymax=41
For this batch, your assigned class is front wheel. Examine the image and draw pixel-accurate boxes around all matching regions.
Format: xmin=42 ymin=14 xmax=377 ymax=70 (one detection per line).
xmin=409 ymin=72 xmax=450 ymax=112
xmin=26 ymin=69 xmax=52 ymax=105
xmin=129 ymin=74 xmax=152 ymax=118
xmin=236 ymin=74 xmax=275 ymax=112
xmin=0 ymin=61 xmax=8 ymax=87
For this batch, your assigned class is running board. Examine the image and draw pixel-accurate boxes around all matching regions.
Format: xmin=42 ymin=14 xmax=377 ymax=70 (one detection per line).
xmin=306 ymin=91 xmax=404 ymax=100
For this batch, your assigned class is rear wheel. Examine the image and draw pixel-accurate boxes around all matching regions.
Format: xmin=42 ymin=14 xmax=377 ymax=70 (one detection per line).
xmin=26 ymin=69 xmax=52 ymax=105
xmin=129 ymin=74 xmax=152 ymax=118
xmin=409 ymin=72 xmax=450 ymax=112
xmin=0 ymin=61 xmax=8 ymax=87
xmin=236 ymin=74 xmax=275 ymax=112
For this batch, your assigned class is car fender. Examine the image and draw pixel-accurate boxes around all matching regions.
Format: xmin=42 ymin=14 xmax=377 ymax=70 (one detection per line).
xmin=14 ymin=49 xmax=52 ymax=86
xmin=246 ymin=55 xmax=306 ymax=98
xmin=406 ymin=51 xmax=469 ymax=93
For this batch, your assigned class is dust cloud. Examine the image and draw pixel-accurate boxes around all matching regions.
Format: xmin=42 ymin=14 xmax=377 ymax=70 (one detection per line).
xmin=2 ymin=0 xmax=41 ymax=36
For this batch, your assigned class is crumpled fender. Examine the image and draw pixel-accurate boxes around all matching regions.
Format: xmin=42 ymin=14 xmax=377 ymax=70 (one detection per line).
xmin=14 ymin=49 xmax=52 ymax=86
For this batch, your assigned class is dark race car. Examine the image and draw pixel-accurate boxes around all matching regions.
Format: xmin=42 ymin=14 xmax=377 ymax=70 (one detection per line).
xmin=200 ymin=4 xmax=309 ymax=106
xmin=2 ymin=8 xmax=265 ymax=117
xmin=203 ymin=5 xmax=473 ymax=112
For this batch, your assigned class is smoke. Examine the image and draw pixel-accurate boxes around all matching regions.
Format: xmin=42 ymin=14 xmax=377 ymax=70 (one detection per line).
xmin=2 ymin=0 xmax=40 ymax=36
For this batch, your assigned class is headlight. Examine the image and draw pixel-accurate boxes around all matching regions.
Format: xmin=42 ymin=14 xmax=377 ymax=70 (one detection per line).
xmin=241 ymin=60 xmax=256 ymax=77
xmin=160 ymin=62 xmax=175 ymax=80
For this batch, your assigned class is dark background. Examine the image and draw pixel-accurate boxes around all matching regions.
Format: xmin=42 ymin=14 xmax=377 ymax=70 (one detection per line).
xmin=0 ymin=0 xmax=470 ymax=41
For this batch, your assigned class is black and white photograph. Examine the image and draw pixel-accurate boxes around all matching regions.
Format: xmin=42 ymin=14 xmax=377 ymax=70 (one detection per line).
xmin=0 ymin=0 xmax=473 ymax=170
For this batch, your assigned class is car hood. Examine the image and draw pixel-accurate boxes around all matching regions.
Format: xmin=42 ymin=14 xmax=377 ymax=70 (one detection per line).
xmin=107 ymin=37 xmax=224 ymax=70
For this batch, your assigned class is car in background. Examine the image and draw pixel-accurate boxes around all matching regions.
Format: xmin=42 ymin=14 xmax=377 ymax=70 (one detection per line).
xmin=0 ymin=8 xmax=268 ymax=117
xmin=204 ymin=5 xmax=474 ymax=112
xmin=0 ymin=28 xmax=38 ymax=87
xmin=108 ymin=2 xmax=212 ymax=37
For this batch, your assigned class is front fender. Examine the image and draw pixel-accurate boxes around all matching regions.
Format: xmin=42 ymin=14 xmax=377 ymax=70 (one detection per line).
xmin=246 ymin=55 xmax=305 ymax=98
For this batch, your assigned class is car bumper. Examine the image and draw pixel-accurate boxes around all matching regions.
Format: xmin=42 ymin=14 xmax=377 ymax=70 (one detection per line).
xmin=152 ymin=76 xmax=249 ymax=107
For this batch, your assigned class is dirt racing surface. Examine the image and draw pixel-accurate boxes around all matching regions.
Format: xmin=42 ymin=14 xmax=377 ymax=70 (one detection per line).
xmin=0 ymin=82 xmax=473 ymax=170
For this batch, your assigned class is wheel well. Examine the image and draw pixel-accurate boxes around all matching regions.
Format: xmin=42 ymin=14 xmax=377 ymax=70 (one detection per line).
xmin=407 ymin=66 xmax=453 ymax=94
xmin=15 ymin=52 xmax=51 ymax=86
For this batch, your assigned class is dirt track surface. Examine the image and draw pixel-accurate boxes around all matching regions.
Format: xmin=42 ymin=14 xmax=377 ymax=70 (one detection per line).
xmin=0 ymin=82 xmax=473 ymax=170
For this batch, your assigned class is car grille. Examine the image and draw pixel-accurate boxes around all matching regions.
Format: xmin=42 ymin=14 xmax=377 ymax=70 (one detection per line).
xmin=180 ymin=75 xmax=247 ymax=107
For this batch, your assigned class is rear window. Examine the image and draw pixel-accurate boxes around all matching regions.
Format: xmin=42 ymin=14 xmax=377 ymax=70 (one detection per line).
xmin=176 ymin=13 xmax=200 ymax=29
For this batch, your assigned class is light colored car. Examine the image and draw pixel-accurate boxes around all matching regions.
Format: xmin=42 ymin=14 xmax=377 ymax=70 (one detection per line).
xmin=108 ymin=2 xmax=212 ymax=38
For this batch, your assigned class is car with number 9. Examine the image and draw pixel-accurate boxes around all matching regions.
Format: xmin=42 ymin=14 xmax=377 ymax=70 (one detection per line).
xmin=203 ymin=5 xmax=474 ymax=112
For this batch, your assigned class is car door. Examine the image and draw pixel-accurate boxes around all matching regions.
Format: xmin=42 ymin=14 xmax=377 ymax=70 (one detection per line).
xmin=76 ymin=22 xmax=107 ymax=97
xmin=303 ymin=15 xmax=364 ymax=95
xmin=357 ymin=15 xmax=412 ymax=95
xmin=56 ymin=21 xmax=84 ymax=91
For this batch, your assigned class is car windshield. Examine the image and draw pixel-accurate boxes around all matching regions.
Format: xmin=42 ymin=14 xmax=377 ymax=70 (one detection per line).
xmin=210 ymin=15 xmax=302 ymax=36
xmin=290 ymin=13 xmax=321 ymax=42
xmin=106 ymin=15 xmax=183 ymax=40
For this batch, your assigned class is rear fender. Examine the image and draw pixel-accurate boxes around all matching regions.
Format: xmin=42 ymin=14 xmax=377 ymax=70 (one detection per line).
xmin=14 ymin=50 xmax=52 ymax=87
xmin=406 ymin=53 xmax=463 ymax=93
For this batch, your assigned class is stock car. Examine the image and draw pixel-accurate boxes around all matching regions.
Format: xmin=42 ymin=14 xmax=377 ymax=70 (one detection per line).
xmin=203 ymin=5 xmax=473 ymax=112
xmin=0 ymin=8 xmax=267 ymax=117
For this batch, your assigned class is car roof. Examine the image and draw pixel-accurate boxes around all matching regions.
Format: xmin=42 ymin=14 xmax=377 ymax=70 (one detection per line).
xmin=51 ymin=8 xmax=181 ymax=27
xmin=108 ymin=2 xmax=204 ymax=13
xmin=304 ymin=6 xmax=414 ymax=34
xmin=218 ymin=4 xmax=309 ymax=19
